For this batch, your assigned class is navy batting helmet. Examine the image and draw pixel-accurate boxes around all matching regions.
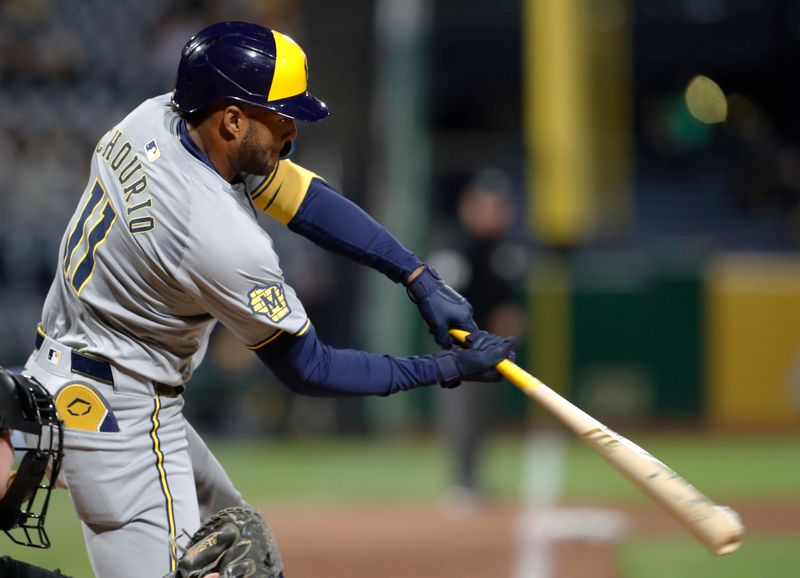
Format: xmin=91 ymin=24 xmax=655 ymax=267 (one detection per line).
xmin=0 ymin=367 xmax=63 ymax=548
xmin=172 ymin=21 xmax=329 ymax=121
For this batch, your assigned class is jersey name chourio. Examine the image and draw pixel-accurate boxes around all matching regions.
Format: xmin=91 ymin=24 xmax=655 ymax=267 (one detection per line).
xmin=40 ymin=93 xmax=310 ymax=386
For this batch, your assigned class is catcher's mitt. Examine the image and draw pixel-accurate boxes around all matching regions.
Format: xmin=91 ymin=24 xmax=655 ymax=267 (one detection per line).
xmin=165 ymin=507 xmax=284 ymax=578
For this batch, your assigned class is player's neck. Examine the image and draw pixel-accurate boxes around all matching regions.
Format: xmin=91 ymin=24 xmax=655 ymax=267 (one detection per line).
xmin=187 ymin=123 xmax=237 ymax=183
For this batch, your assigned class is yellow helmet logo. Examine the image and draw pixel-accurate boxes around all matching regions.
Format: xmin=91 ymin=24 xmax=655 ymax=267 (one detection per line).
xmin=268 ymin=31 xmax=309 ymax=101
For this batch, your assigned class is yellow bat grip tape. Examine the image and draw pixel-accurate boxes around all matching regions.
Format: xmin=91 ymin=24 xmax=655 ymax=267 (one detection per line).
xmin=448 ymin=329 xmax=542 ymax=394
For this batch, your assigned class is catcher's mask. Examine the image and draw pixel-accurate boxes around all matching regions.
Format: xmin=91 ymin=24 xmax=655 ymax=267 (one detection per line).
xmin=0 ymin=366 xmax=63 ymax=548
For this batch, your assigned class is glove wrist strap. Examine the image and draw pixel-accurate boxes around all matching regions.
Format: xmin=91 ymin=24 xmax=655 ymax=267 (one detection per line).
xmin=433 ymin=351 xmax=461 ymax=387
xmin=406 ymin=265 xmax=442 ymax=303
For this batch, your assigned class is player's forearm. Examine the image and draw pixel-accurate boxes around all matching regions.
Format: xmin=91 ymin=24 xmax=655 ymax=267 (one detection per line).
xmin=255 ymin=325 xmax=439 ymax=396
xmin=287 ymin=180 xmax=422 ymax=283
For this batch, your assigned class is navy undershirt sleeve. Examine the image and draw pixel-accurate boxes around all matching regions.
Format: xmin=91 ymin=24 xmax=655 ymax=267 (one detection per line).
xmin=287 ymin=179 xmax=423 ymax=283
xmin=255 ymin=325 xmax=440 ymax=397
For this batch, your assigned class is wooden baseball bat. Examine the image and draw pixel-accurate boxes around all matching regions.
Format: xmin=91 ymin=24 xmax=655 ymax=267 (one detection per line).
xmin=450 ymin=329 xmax=744 ymax=555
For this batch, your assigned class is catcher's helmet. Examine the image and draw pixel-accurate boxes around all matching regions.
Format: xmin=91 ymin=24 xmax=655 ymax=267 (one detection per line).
xmin=0 ymin=367 xmax=63 ymax=548
xmin=172 ymin=21 xmax=329 ymax=121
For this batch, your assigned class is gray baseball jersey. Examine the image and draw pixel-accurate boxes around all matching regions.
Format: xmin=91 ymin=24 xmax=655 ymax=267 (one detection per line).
xmin=24 ymin=93 xmax=308 ymax=577
xmin=42 ymin=93 xmax=309 ymax=386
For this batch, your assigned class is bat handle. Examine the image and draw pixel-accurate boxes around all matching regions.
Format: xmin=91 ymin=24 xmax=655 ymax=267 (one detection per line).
xmin=448 ymin=329 xmax=543 ymax=394
xmin=448 ymin=328 xmax=471 ymax=343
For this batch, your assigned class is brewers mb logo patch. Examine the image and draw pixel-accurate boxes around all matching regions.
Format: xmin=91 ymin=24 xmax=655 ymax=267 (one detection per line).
xmin=249 ymin=283 xmax=291 ymax=322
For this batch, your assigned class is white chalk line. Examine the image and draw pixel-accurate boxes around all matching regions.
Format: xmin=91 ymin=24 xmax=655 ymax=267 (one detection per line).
xmin=512 ymin=430 xmax=630 ymax=578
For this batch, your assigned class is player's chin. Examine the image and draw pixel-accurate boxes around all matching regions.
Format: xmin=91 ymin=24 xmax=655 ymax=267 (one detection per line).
xmin=239 ymin=146 xmax=278 ymax=176
xmin=242 ymin=159 xmax=276 ymax=177
xmin=261 ymin=152 xmax=280 ymax=175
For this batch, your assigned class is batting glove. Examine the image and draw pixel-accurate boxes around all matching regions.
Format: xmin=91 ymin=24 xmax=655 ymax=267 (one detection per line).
xmin=406 ymin=265 xmax=479 ymax=349
xmin=433 ymin=330 xmax=516 ymax=388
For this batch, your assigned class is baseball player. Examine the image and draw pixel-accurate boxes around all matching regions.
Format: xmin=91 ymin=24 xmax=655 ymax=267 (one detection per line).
xmin=21 ymin=21 xmax=515 ymax=578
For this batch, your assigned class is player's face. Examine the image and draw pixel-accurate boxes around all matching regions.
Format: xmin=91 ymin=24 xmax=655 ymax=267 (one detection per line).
xmin=238 ymin=109 xmax=297 ymax=175
xmin=0 ymin=429 xmax=12 ymax=500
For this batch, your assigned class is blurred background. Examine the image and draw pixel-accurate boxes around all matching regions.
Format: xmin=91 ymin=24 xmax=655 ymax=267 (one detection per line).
xmin=1 ymin=0 xmax=799 ymax=577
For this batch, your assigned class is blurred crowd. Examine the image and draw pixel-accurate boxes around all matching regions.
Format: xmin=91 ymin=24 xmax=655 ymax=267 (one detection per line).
xmin=0 ymin=0 xmax=303 ymax=292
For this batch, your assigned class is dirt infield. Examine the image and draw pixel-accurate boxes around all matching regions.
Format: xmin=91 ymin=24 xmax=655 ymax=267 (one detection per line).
xmin=264 ymin=502 xmax=799 ymax=578
xmin=266 ymin=503 xmax=517 ymax=578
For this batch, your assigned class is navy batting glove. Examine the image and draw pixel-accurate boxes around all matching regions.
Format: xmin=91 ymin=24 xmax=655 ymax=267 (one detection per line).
xmin=406 ymin=265 xmax=479 ymax=349
xmin=433 ymin=330 xmax=516 ymax=388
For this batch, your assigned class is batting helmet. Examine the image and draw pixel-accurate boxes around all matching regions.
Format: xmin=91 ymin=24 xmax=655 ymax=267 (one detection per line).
xmin=172 ymin=21 xmax=329 ymax=122
xmin=0 ymin=367 xmax=63 ymax=548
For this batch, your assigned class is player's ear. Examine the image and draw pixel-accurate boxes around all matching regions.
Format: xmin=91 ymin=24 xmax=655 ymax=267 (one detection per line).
xmin=220 ymin=105 xmax=246 ymax=139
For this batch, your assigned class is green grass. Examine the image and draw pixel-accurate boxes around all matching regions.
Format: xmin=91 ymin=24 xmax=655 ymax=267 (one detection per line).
xmin=209 ymin=434 xmax=525 ymax=503
xmin=3 ymin=432 xmax=797 ymax=577
xmin=2 ymin=491 xmax=90 ymax=577
xmin=209 ymin=436 xmax=452 ymax=503
xmin=620 ymin=535 xmax=800 ymax=578
xmin=209 ymin=432 xmax=800 ymax=505
xmin=561 ymin=432 xmax=800 ymax=503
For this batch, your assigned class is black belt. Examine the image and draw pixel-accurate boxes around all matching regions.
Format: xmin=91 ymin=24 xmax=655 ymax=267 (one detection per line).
xmin=34 ymin=331 xmax=184 ymax=396
xmin=35 ymin=331 xmax=114 ymax=385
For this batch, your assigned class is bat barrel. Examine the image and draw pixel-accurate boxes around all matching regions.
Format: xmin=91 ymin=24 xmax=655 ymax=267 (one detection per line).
xmin=448 ymin=328 xmax=745 ymax=556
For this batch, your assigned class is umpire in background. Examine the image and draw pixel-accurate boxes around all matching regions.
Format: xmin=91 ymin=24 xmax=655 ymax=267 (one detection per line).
xmin=436 ymin=169 xmax=525 ymax=508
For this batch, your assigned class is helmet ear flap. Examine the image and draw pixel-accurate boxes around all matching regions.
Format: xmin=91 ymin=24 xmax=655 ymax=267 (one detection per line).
xmin=279 ymin=140 xmax=295 ymax=160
